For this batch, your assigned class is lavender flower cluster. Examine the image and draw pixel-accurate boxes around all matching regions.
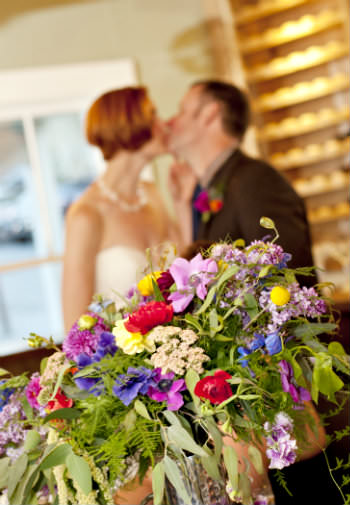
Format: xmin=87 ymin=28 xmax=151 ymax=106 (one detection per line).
xmin=264 ymin=412 xmax=297 ymax=470
xmin=0 ymin=392 xmax=27 ymax=462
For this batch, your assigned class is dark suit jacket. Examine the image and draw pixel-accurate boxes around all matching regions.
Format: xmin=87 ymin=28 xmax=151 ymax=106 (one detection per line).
xmin=197 ymin=149 xmax=314 ymax=273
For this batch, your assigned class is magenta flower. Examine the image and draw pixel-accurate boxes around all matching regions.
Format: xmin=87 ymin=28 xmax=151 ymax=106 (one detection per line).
xmin=279 ymin=360 xmax=311 ymax=403
xmin=168 ymin=253 xmax=218 ymax=312
xmin=25 ymin=373 xmax=42 ymax=410
xmin=193 ymin=190 xmax=210 ymax=213
xmin=147 ymin=371 xmax=186 ymax=411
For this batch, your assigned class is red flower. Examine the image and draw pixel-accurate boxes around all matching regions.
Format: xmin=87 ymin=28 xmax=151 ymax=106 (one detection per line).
xmin=194 ymin=370 xmax=233 ymax=405
xmin=125 ymin=301 xmax=174 ymax=335
xmin=47 ymin=388 xmax=74 ymax=412
xmin=157 ymin=271 xmax=175 ymax=303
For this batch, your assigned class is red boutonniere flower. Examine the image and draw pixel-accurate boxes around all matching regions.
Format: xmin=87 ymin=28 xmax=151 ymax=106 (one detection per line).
xmin=194 ymin=370 xmax=233 ymax=404
xmin=125 ymin=301 xmax=174 ymax=335
xmin=193 ymin=188 xmax=224 ymax=223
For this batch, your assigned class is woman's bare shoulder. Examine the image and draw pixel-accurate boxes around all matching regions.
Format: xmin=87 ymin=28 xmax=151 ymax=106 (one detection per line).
xmin=65 ymin=188 xmax=102 ymax=229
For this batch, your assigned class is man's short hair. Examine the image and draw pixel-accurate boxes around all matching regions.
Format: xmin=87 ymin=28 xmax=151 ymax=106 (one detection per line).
xmin=193 ymin=80 xmax=250 ymax=140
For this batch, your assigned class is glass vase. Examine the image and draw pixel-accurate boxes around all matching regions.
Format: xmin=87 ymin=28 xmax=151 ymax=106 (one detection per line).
xmin=164 ymin=455 xmax=231 ymax=505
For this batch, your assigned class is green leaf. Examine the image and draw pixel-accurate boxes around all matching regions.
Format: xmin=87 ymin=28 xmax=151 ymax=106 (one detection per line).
xmin=258 ymin=264 xmax=272 ymax=278
xmin=39 ymin=443 xmax=72 ymax=470
xmin=0 ymin=368 xmax=10 ymax=377
xmin=223 ymin=445 xmax=238 ymax=492
xmin=312 ymin=354 xmax=344 ymax=402
xmin=40 ymin=357 xmax=48 ymax=375
xmin=185 ymin=368 xmax=200 ymax=408
xmin=205 ymin=418 xmax=223 ymax=462
xmin=167 ymin=425 xmax=208 ymax=457
xmin=200 ymin=454 xmax=221 ymax=481
xmin=66 ymin=453 xmax=92 ymax=496
xmin=196 ymin=265 xmax=239 ymax=315
xmin=0 ymin=457 xmax=10 ymax=489
xmin=328 ymin=341 xmax=347 ymax=356
xmin=44 ymin=407 xmax=81 ymax=423
xmin=184 ymin=313 xmax=203 ymax=333
xmin=294 ymin=322 xmax=337 ymax=339
xmin=163 ymin=456 xmax=191 ymax=505
xmin=123 ymin=409 xmax=137 ymax=431
xmin=284 ymin=270 xmax=296 ymax=284
xmin=7 ymin=453 xmax=28 ymax=498
xmin=134 ymin=399 xmax=151 ymax=420
xmin=23 ymin=430 xmax=41 ymax=453
xmin=209 ymin=308 xmax=219 ymax=337
xmin=243 ymin=293 xmax=259 ymax=319
xmin=237 ymin=394 xmax=260 ymax=400
xmin=48 ymin=364 xmax=73 ymax=401
xmin=152 ymin=461 xmax=165 ymax=505
xmin=162 ymin=410 xmax=182 ymax=427
xmin=248 ymin=445 xmax=264 ymax=475
xmin=151 ymin=277 xmax=164 ymax=302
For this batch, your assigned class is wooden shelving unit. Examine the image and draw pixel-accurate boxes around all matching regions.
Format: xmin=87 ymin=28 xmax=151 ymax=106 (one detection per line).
xmin=229 ymin=0 xmax=349 ymax=302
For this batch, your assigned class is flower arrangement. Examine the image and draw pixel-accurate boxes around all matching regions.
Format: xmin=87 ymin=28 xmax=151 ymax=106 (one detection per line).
xmin=0 ymin=218 xmax=349 ymax=505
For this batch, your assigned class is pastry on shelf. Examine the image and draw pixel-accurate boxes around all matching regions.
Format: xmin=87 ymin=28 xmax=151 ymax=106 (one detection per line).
xmin=235 ymin=0 xmax=315 ymax=25
xmin=329 ymin=170 xmax=349 ymax=188
xmin=270 ymin=138 xmax=349 ymax=169
xmin=240 ymin=10 xmax=342 ymax=53
xmin=247 ymin=41 xmax=348 ymax=82
xmin=308 ymin=201 xmax=349 ymax=223
xmin=293 ymin=171 xmax=349 ymax=196
xmin=258 ymin=107 xmax=350 ymax=140
xmin=254 ymin=74 xmax=349 ymax=111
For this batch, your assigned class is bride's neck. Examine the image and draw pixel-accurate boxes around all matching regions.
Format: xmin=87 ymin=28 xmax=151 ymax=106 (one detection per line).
xmin=102 ymin=151 xmax=146 ymax=196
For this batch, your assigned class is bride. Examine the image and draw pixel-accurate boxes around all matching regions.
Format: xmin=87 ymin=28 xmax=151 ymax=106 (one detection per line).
xmin=62 ymin=86 xmax=177 ymax=332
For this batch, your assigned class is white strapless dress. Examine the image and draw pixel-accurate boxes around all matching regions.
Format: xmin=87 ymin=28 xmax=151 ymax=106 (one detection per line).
xmin=95 ymin=246 xmax=147 ymax=306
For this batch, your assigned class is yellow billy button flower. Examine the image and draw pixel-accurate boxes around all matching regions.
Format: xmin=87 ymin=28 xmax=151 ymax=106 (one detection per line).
xmin=78 ymin=314 xmax=97 ymax=330
xmin=270 ymin=286 xmax=291 ymax=306
xmin=112 ymin=319 xmax=155 ymax=355
xmin=137 ymin=271 xmax=162 ymax=296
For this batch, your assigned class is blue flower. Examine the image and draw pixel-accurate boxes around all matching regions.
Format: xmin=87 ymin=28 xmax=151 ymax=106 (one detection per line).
xmin=0 ymin=380 xmax=14 ymax=412
xmin=237 ymin=346 xmax=251 ymax=368
xmin=250 ymin=333 xmax=265 ymax=351
xmin=113 ymin=367 xmax=158 ymax=406
xmin=265 ymin=332 xmax=282 ymax=355
xmin=94 ymin=331 xmax=118 ymax=360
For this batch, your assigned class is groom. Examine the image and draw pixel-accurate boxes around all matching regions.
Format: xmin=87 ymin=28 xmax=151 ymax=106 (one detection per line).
xmin=166 ymin=80 xmax=315 ymax=278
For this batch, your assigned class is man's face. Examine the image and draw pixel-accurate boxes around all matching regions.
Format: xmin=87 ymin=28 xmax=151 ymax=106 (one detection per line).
xmin=167 ymin=85 xmax=205 ymax=157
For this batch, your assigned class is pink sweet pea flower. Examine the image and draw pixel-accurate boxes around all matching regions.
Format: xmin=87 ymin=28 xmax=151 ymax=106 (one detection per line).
xmin=168 ymin=253 xmax=218 ymax=312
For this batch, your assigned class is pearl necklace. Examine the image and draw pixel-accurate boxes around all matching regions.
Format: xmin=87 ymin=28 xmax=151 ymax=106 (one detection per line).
xmin=97 ymin=178 xmax=147 ymax=212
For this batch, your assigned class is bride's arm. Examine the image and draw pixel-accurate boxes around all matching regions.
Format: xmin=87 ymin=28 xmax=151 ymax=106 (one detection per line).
xmin=62 ymin=203 xmax=101 ymax=331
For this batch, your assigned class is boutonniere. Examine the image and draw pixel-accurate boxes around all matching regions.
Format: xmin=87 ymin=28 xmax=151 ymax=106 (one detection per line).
xmin=193 ymin=186 xmax=224 ymax=223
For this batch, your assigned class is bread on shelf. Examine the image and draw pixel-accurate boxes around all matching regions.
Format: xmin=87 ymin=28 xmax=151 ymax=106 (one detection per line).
xmin=293 ymin=170 xmax=349 ymax=196
xmin=308 ymin=201 xmax=350 ymax=223
xmin=235 ymin=0 xmax=315 ymax=25
xmin=254 ymin=74 xmax=348 ymax=111
xmin=258 ymin=107 xmax=350 ymax=140
xmin=247 ymin=41 xmax=348 ymax=82
xmin=240 ymin=10 xmax=342 ymax=53
xmin=270 ymin=138 xmax=349 ymax=169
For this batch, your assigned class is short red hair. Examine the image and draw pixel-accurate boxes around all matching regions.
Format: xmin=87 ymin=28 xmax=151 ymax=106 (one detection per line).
xmin=85 ymin=87 xmax=153 ymax=160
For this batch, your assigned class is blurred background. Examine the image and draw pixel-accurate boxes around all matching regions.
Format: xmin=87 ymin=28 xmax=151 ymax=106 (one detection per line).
xmin=0 ymin=0 xmax=349 ymax=358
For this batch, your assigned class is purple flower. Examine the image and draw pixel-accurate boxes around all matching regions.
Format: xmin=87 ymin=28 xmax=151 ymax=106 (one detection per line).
xmin=279 ymin=360 xmax=311 ymax=403
xmin=25 ymin=373 xmax=42 ymax=410
xmin=62 ymin=312 xmax=110 ymax=361
xmin=94 ymin=331 xmax=118 ymax=360
xmin=193 ymin=190 xmax=210 ymax=213
xmin=0 ymin=381 xmax=14 ymax=412
xmin=265 ymin=412 xmax=297 ymax=470
xmin=147 ymin=371 xmax=186 ymax=410
xmin=265 ymin=331 xmax=282 ymax=355
xmin=168 ymin=253 xmax=218 ymax=312
xmin=113 ymin=367 xmax=158 ymax=406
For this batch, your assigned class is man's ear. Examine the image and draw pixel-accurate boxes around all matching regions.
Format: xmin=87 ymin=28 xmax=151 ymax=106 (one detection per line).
xmin=200 ymin=101 xmax=220 ymax=126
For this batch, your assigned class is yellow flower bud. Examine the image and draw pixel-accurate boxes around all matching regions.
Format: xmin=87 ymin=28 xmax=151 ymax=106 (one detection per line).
xmin=137 ymin=271 xmax=162 ymax=296
xmin=270 ymin=286 xmax=291 ymax=306
xmin=78 ymin=314 xmax=97 ymax=330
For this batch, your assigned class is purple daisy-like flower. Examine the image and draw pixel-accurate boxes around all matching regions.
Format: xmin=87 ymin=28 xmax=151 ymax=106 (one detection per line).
xmin=62 ymin=312 xmax=110 ymax=361
xmin=113 ymin=366 xmax=158 ymax=406
xmin=25 ymin=373 xmax=42 ymax=410
xmin=147 ymin=370 xmax=186 ymax=411
xmin=168 ymin=253 xmax=218 ymax=312
xmin=279 ymin=360 xmax=311 ymax=403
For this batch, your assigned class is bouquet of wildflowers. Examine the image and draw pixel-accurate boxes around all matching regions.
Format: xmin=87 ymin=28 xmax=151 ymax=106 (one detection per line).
xmin=0 ymin=218 xmax=349 ymax=505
